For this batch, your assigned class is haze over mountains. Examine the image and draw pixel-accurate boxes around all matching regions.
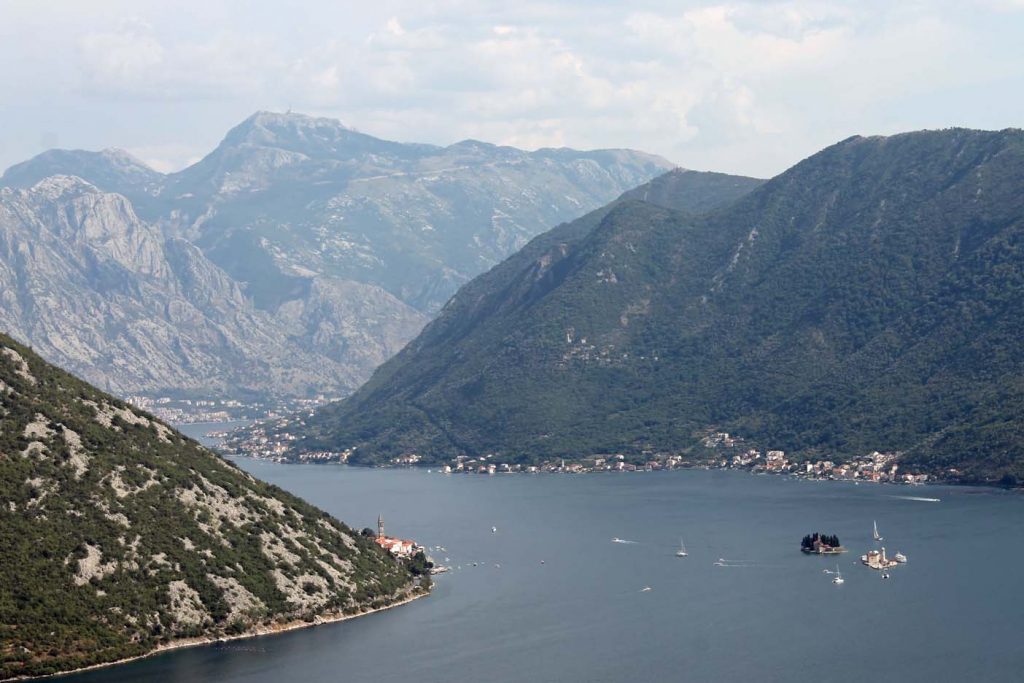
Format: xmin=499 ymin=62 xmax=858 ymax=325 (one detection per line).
xmin=282 ymin=128 xmax=1024 ymax=483
xmin=0 ymin=112 xmax=673 ymax=404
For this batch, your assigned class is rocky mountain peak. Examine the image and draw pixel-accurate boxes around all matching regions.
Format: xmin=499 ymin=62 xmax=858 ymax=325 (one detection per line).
xmin=26 ymin=173 xmax=100 ymax=201
xmin=218 ymin=111 xmax=372 ymax=156
xmin=22 ymin=177 xmax=169 ymax=279
xmin=2 ymin=148 xmax=163 ymax=196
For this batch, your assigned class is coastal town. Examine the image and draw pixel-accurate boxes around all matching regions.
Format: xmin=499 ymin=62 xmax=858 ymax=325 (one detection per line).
xmin=128 ymin=394 xmax=341 ymax=425
xmin=223 ymin=417 xmax=936 ymax=485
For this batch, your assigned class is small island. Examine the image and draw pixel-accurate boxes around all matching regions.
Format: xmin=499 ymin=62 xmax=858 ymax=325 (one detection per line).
xmin=800 ymin=533 xmax=847 ymax=555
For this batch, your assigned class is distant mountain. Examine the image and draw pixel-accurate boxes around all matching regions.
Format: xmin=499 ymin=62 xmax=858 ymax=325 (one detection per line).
xmin=161 ymin=111 xmax=675 ymax=312
xmin=0 ymin=112 xmax=674 ymax=403
xmin=0 ymin=333 xmax=427 ymax=680
xmin=1 ymin=147 xmax=162 ymax=198
xmin=280 ymin=129 xmax=1024 ymax=484
xmin=0 ymin=176 xmax=377 ymax=399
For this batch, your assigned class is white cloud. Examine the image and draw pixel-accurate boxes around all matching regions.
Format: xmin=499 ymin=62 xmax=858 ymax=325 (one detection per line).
xmin=1 ymin=0 xmax=1022 ymax=176
xmin=77 ymin=19 xmax=280 ymax=99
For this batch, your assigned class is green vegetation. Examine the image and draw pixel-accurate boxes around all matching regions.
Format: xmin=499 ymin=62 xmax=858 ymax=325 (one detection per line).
xmin=0 ymin=334 xmax=425 ymax=680
xmin=281 ymin=130 xmax=1024 ymax=485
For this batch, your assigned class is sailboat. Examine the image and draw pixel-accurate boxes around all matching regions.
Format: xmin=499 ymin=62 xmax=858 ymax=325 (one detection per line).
xmin=873 ymin=520 xmax=883 ymax=542
xmin=676 ymin=539 xmax=688 ymax=557
xmin=832 ymin=564 xmax=844 ymax=585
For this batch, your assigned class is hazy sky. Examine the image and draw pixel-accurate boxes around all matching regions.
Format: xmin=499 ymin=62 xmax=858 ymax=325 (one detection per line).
xmin=2 ymin=0 xmax=1023 ymax=177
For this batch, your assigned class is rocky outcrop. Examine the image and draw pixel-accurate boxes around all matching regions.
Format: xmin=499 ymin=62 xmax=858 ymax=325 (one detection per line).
xmin=0 ymin=177 xmax=367 ymax=398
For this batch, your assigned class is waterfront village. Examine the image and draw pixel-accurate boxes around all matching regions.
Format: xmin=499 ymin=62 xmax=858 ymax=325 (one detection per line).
xmin=370 ymin=515 xmax=447 ymax=574
xmin=226 ymin=415 xmax=935 ymax=485
xmin=371 ymin=514 xmax=418 ymax=557
xmin=127 ymin=394 xmax=340 ymax=425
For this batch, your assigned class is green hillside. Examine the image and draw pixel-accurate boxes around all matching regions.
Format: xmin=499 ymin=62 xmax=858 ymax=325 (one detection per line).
xmin=0 ymin=334 xmax=427 ymax=680
xmin=279 ymin=129 xmax=1024 ymax=484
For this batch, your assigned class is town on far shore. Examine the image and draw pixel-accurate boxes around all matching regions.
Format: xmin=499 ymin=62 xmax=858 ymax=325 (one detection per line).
xmin=128 ymin=394 xmax=340 ymax=425
xmin=227 ymin=417 xmax=935 ymax=484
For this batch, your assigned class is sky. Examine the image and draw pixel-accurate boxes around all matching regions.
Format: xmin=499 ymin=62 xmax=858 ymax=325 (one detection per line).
xmin=1 ymin=0 xmax=1023 ymax=178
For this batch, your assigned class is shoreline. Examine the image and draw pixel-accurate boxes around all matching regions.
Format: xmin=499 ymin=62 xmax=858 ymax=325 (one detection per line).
xmin=231 ymin=455 xmax=1018 ymax=491
xmin=10 ymin=587 xmax=430 ymax=683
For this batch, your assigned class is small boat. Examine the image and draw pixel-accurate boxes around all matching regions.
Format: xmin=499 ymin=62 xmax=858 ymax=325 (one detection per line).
xmin=881 ymin=572 xmax=890 ymax=579
xmin=894 ymin=552 xmax=907 ymax=563
xmin=873 ymin=520 xmax=884 ymax=542
xmin=640 ymin=586 xmax=652 ymax=592
xmin=676 ymin=539 xmax=688 ymax=557
xmin=832 ymin=564 xmax=844 ymax=585
xmin=491 ymin=526 xmax=497 ymax=533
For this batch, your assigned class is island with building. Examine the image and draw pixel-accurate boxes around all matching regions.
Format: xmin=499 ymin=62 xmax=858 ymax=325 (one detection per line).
xmin=861 ymin=548 xmax=900 ymax=570
xmin=800 ymin=533 xmax=846 ymax=555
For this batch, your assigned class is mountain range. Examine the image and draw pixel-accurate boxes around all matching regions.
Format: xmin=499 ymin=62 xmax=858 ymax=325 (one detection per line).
xmin=0 ymin=332 xmax=427 ymax=680
xmin=0 ymin=112 xmax=673 ymax=404
xmin=278 ymin=128 xmax=1024 ymax=484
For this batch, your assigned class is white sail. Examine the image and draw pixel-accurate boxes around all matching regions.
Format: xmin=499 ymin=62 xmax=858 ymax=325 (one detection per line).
xmin=873 ymin=520 xmax=883 ymax=541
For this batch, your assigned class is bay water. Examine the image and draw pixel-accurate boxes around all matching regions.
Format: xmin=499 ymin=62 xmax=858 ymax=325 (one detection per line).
xmin=62 ymin=464 xmax=1024 ymax=682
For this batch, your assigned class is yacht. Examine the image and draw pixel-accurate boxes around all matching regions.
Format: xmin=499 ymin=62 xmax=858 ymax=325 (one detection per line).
xmin=894 ymin=552 xmax=908 ymax=563
xmin=676 ymin=539 xmax=688 ymax=557
xmin=832 ymin=564 xmax=844 ymax=585
xmin=873 ymin=520 xmax=884 ymax=542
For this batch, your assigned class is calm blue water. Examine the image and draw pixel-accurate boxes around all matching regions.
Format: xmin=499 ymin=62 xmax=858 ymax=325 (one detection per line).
xmin=62 ymin=465 xmax=1024 ymax=683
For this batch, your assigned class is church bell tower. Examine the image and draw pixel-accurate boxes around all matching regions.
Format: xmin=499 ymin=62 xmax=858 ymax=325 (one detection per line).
xmin=377 ymin=514 xmax=384 ymax=539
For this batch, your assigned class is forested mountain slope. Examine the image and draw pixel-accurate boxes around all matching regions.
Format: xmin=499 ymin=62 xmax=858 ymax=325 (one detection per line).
xmin=281 ymin=129 xmax=1024 ymax=484
xmin=0 ymin=334 xmax=426 ymax=680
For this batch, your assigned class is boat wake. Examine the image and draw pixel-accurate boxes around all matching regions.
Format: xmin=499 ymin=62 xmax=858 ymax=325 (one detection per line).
xmin=714 ymin=558 xmax=759 ymax=567
xmin=893 ymin=495 xmax=941 ymax=503
xmin=611 ymin=538 xmax=638 ymax=544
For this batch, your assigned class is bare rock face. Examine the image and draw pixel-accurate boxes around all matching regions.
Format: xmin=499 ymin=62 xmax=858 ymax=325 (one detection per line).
xmin=164 ymin=112 xmax=675 ymax=316
xmin=0 ymin=334 xmax=424 ymax=680
xmin=0 ymin=112 xmax=673 ymax=403
xmin=0 ymin=178 xmax=378 ymax=398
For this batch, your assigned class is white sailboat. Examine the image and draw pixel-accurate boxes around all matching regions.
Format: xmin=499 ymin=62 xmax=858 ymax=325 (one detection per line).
xmin=676 ymin=539 xmax=688 ymax=557
xmin=832 ymin=564 xmax=844 ymax=585
xmin=873 ymin=520 xmax=883 ymax=542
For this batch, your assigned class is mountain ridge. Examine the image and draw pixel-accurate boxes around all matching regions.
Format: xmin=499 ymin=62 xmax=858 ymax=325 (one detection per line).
xmin=274 ymin=127 xmax=1024 ymax=484
xmin=0 ymin=112 xmax=681 ymax=406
